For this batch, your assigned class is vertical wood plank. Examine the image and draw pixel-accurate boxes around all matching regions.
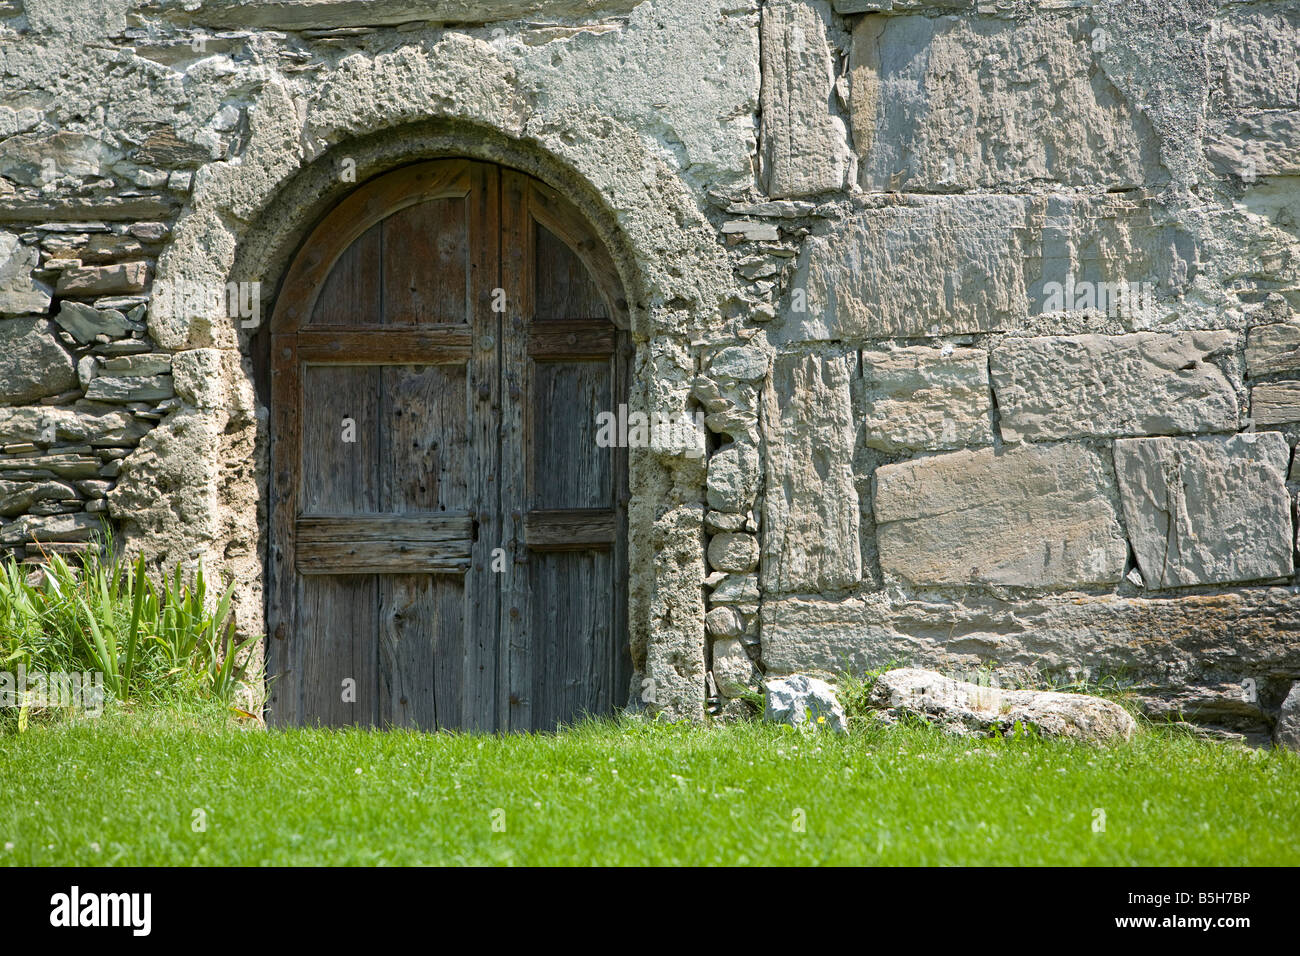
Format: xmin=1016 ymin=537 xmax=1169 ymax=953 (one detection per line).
xmin=465 ymin=161 xmax=502 ymax=732
xmin=378 ymin=574 xmax=464 ymax=730
xmin=267 ymin=333 xmax=300 ymax=726
xmin=309 ymin=222 xmax=382 ymax=326
xmin=382 ymin=197 xmax=470 ymax=326
xmin=534 ymin=222 xmax=609 ymax=321
xmin=500 ymin=170 xmax=533 ymax=731
xmin=381 ymin=363 xmax=470 ymax=513
xmin=298 ymin=574 xmax=379 ymax=727
xmin=529 ymin=359 xmax=612 ymax=510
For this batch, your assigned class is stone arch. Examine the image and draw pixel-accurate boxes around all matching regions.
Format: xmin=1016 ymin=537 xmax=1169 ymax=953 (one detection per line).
xmin=124 ymin=38 xmax=730 ymax=720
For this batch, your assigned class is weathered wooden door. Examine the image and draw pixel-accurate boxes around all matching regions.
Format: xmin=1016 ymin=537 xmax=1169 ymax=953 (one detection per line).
xmin=267 ymin=160 xmax=630 ymax=731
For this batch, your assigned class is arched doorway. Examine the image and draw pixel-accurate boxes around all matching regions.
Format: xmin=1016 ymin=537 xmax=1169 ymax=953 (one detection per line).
xmin=266 ymin=159 xmax=631 ymax=731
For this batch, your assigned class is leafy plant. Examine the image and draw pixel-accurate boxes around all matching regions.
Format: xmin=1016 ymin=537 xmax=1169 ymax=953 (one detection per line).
xmin=0 ymin=545 xmax=258 ymax=727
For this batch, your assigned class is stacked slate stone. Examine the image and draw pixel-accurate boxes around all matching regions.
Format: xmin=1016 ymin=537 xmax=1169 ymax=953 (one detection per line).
xmin=0 ymin=128 xmax=191 ymax=562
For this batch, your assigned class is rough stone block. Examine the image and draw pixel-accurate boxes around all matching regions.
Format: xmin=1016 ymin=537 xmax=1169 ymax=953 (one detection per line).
xmin=991 ymin=332 xmax=1239 ymax=442
xmin=54 ymin=261 xmax=148 ymax=296
xmin=0 ymin=318 xmax=77 ymax=404
xmin=706 ymin=441 xmax=760 ymax=513
xmin=858 ymin=345 xmax=992 ymax=452
xmin=1246 ymin=323 xmax=1300 ymax=377
xmin=868 ymin=668 xmax=1136 ymax=742
xmin=0 ymin=233 xmax=51 ymax=316
xmin=783 ymin=196 xmax=1031 ymax=340
xmin=851 ymin=13 xmax=1153 ymax=191
xmin=0 ymin=405 xmax=150 ymax=446
xmin=1252 ymin=382 xmax=1300 ymax=426
xmin=53 ymin=300 xmax=134 ymax=344
xmin=760 ymin=0 xmax=848 ymax=198
xmin=874 ymin=443 xmax=1127 ymax=588
xmin=762 ymin=352 xmax=861 ymax=593
xmin=1114 ymin=433 xmax=1294 ymax=589
xmin=708 ymin=532 xmax=759 ymax=574
xmin=711 ymin=637 xmax=755 ymax=698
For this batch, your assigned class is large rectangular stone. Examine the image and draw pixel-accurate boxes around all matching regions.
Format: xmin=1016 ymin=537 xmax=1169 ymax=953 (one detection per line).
xmin=851 ymin=13 xmax=1154 ymax=191
xmin=857 ymin=345 xmax=992 ymax=452
xmin=762 ymin=352 xmax=861 ymax=593
xmin=783 ymin=196 xmax=1032 ymax=340
xmin=759 ymin=1 xmax=848 ymax=198
xmin=1114 ymin=433 xmax=1294 ymax=590
xmin=991 ymin=332 xmax=1240 ymax=442
xmin=781 ymin=192 xmax=1193 ymax=342
xmin=874 ymin=443 xmax=1127 ymax=588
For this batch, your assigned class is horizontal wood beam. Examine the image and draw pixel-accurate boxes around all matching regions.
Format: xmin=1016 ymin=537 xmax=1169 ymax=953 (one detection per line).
xmin=524 ymin=509 xmax=616 ymax=551
xmin=296 ymin=513 xmax=473 ymax=574
xmin=528 ymin=320 xmax=616 ymax=360
xmin=295 ymin=328 xmax=473 ymax=365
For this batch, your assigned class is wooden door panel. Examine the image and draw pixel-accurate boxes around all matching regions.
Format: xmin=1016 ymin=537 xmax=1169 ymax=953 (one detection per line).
xmin=381 ymin=363 xmax=471 ymax=513
xmin=529 ymin=359 xmax=613 ymax=510
xmin=529 ymin=550 xmax=614 ymax=728
xmin=298 ymin=574 xmax=379 ymax=727
xmin=309 ymin=222 xmax=381 ymax=326
xmin=382 ymin=197 xmax=470 ymax=326
xmin=300 ymin=364 xmax=381 ymax=514
xmin=535 ymin=223 xmax=608 ymax=321
xmin=379 ymin=574 xmax=464 ymax=730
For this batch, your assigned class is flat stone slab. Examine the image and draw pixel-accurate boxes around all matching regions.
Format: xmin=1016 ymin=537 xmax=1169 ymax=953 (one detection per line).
xmin=1114 ymin=433 xmax=1294 ymax=589
xmin=762 ymin=352 xmax=861 ymax=593
xmin=991 ymin=332 xmax=1239 ymax=442
xmin=867 ymin=668 xmax=1136 ymax=742
xmin=1245 ymin=322 xmax=1300 ymax=376
xmin=1251 ymin=381 xmax=1300 ymax=426
xmin=858 ymin=345 xmax=992 ymax=452
xmin=874 ymin=443 xmax=1127 ymax=588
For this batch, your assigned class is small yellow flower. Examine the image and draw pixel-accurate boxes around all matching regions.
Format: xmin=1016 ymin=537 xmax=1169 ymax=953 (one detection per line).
xmin=817 ymin=715 xmax=826 ymax=724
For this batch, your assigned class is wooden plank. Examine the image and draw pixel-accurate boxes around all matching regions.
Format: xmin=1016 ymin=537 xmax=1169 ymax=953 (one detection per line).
xmin=309 ymin=221 xmax=381 ymax=326
xmin=296 ymin=514 xmax=473 ymax=574
xmin=266 ymin=333 xmax=300 ymax=726
xmin=382 ymin=196 xmax=470 ymax=325
xmin=464 ymin=160 xmax=502 ymax=732
xmin=527 ymin=319 xmax=617 ymax=359
xmin=529 ymin=359 xmax=612 ymax=510
xmin=501 ymin=169 xmax=533 ymax=732
xmin=612 ymin=333 xmax=632 ymax=711
xmin=524 ymin=509 xmax=616 ymax=550
xmin=299 ymin=364 xmax=381 ymax=514
xmin=528 ymin=550 xmax=613 ymax=729
xmin=381 ymin=362 xmax=470 ymax=513
xmin=297 ymin=328 xmax=471 ymax=364
xmin=527 ymin=178 xmax=628 ymax=328
xmin=297 ymin=513 xmax=474 ymax=540
xmin=379 ymin=574 xmax=464 ymax=730
xmin=534 ymin=222 xmax=609 ymax=321
xmin=298 ymin=574 xmax=379 ymax=727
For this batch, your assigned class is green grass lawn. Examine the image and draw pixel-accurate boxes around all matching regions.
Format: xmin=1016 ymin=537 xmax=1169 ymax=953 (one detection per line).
xmin=2 ymin=710 xmax=1297 ymax=866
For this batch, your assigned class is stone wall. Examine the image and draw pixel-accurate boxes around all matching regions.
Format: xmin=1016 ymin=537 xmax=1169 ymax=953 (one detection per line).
xmin=0 ymin=0 xmax=1297 ymax=735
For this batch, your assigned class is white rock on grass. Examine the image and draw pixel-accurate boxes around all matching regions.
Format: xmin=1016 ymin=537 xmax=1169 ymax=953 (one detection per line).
xmin=763 ymin=675 xmax=848 ymax=734
xmin=868 ymin=668 xmax=1136 ymax=743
